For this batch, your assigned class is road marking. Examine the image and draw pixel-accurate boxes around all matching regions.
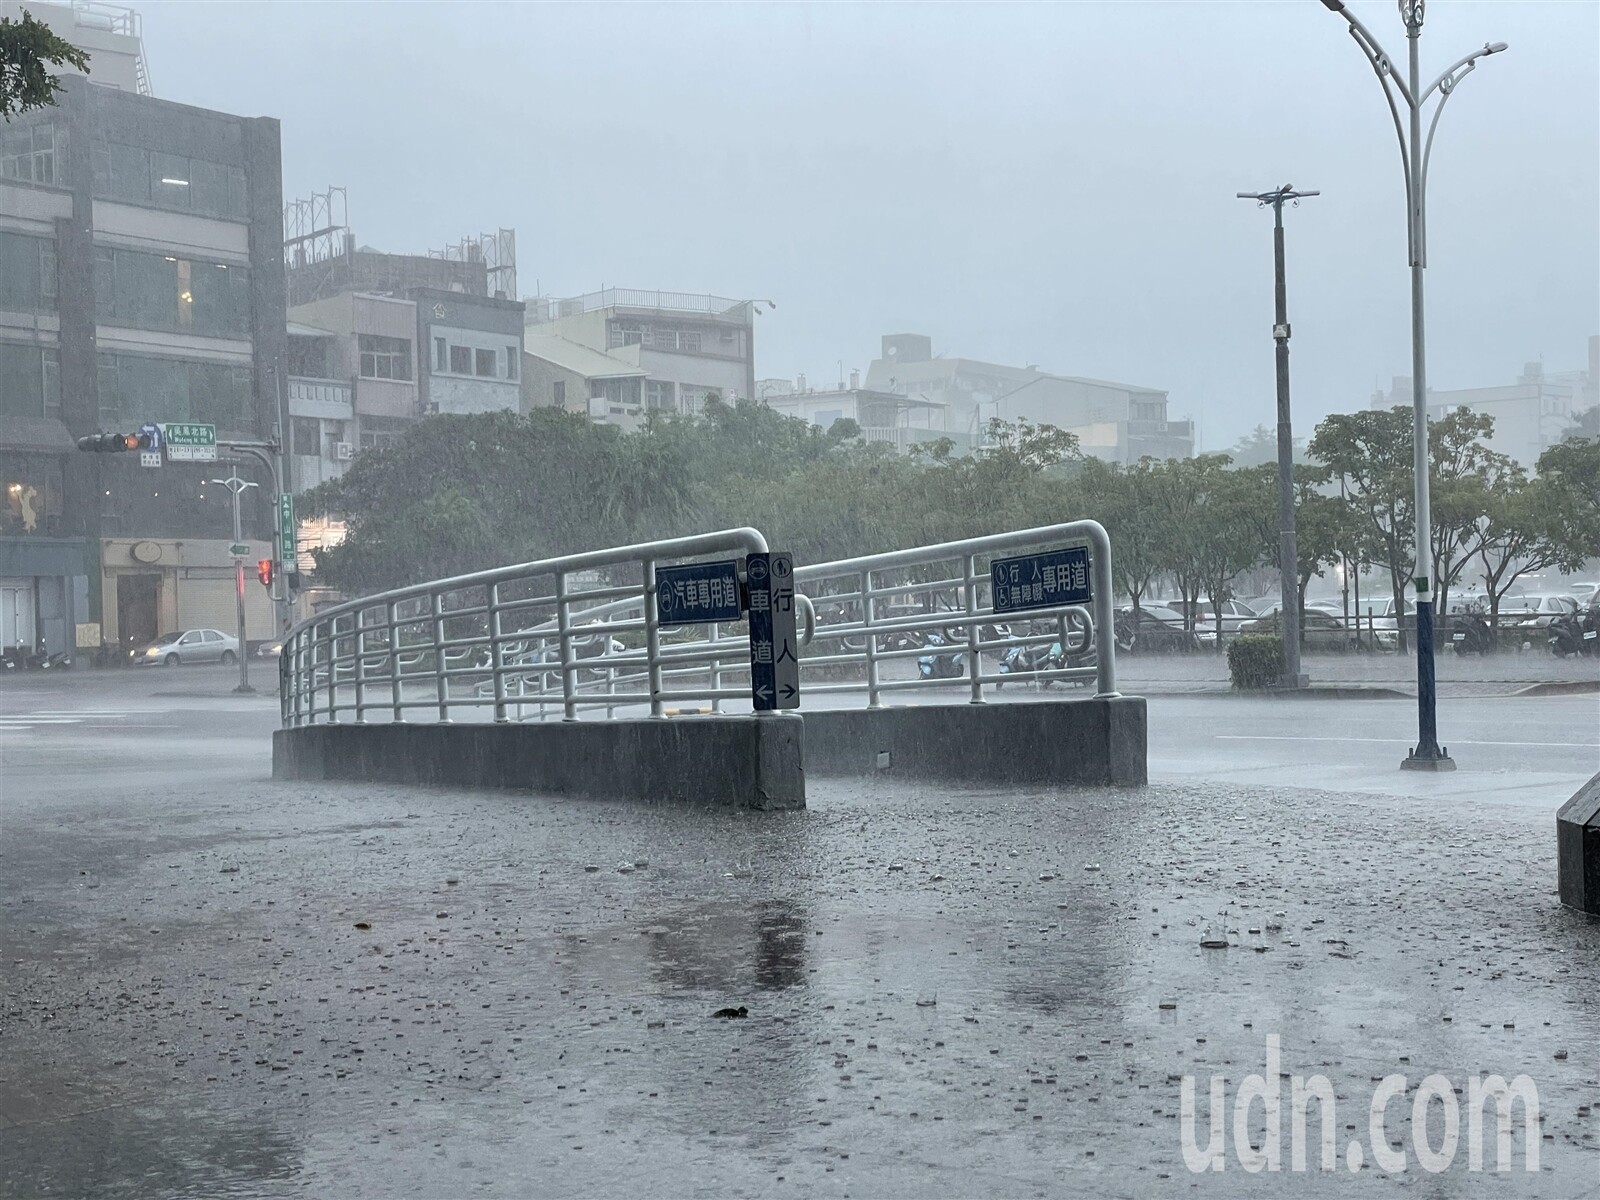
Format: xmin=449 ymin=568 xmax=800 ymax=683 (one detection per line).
xmin=1216 ymin=734 xmax=1599 ymax=749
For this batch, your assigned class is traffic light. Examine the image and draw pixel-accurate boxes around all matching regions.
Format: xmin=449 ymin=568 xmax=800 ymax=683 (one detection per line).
xmin=257 ymin=559 xmax=275 ymax=589
xmin=75 ymin=431 xmax=156 ymax=453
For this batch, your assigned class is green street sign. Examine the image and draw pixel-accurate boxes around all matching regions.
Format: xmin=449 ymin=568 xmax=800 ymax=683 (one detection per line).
xmin=161 ymin=422 xmax=217 ymax=462
xmin=228 ymin=542 xmax=250 ymax=558
xmin=278 ymin=493 xmax=296 ymax=560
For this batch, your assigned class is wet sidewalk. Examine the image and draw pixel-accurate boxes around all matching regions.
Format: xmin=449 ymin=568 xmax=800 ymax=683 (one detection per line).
xmin=4 ymin=757 xmax=1599 ymax=1196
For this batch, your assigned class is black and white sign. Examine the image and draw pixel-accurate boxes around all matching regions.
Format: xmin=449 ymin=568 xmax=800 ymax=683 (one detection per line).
xmin=990 ymin=546 xmax=1092 ymax=614
xmin=655 ymin=559 xmax=743 ymax=627
xmin=746 ymin=552 xmax=799 ymax=710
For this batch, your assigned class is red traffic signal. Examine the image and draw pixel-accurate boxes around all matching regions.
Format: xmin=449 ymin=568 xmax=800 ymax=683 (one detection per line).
xmin=257 ymin=559 xmax=275 ymax=588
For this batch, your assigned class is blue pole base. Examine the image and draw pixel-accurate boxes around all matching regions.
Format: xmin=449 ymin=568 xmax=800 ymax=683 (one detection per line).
xmin=1401 ymin=747 xmax=1456 ymax=772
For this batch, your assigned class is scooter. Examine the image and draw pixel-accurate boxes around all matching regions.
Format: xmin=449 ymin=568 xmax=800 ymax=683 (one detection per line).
xmin=1549 ymin=606 xmax=1600 ymax=658
xmin=996 ymin=640 xmax=1063 ymax=687
xmin=916 ymin=632 xmax=966 ymax=680
xmin=1448 ymin=611 xmax=1495 ymax=655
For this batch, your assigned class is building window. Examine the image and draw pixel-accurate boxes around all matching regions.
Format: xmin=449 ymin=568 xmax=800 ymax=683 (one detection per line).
xmin=94 ymin=247 xmax=252 ymax=338
xmin=0 ymin=453 xmax=65 ymax=537
xmin=474 ymin=348 xmax=496 ymax=378
xmin=645 ymin=379 xmax=675 ymax=410
xmin=0 ymin=122 xmax=65 ymax=186
xmin=291 ymin=418 xmax=323 ymax=457
xmin=95 ymin=351 xmax=254 ymax=433
xmin=0 ymin=231 xmax=57 ymax=314
xmin=92 ymin=141 xmax=248 ymax=220
xmin=358 ymin=416 xmax=410 ymax=451
xmin=358 ymin=334 xmax=412 ymax=381
xmin=505 ymin=347 xmax=518 ymax=381
xmin=678 ymin=331 xmax=702 ymax=353
xmin=609 ymin=321 xmax=644 ymax=349
xmin=553 ymin=381 xmax=565 ymax=406
xmin=434 ymin=337 xmax=447 ymax=371
xmin=679 ymin=385 xmax=719 ymax=415
xmin=0 ymin=342 xmax=58 ymax=421
xmin=448 ymin=345 xmax=472 ymax=374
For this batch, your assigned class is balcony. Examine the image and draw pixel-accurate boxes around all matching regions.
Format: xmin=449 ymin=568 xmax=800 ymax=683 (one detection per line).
xmin=287 ymin=377 xmax=353 ymax=421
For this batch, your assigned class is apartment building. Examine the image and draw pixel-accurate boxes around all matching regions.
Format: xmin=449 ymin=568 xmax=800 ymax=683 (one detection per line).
xmin=524 ymin=289 xmax=759 ymax=423
xmin=0 ymin=69 xmax=284 ymax=653
xmin=863 ymin=334 xmax=1193 ymax=465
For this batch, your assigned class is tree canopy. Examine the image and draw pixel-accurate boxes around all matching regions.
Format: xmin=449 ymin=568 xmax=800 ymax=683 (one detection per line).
xmin=1 ymin=10 xmax=88 ymax=119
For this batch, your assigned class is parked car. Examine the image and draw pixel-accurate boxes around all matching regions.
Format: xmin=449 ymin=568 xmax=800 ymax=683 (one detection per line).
xmin=1566 ymin=581 xmax=1599 ymax=603
xmin=1499 ymin=593 xmax=1581 ymax=630
xmin=1166 ymin=598 xmax=1259 ymax=642
xmin=1237 ymin=609 xmax=1358 ymax=652
xmin=1113 ymin=605 xmax=1200 ymax=654
xmin=129 ymin=628 xmax=240 ymax=666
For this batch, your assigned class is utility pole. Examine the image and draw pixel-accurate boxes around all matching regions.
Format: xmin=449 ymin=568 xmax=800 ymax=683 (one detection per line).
xmin=1320 ymin=0 xmax=1505 ymax=771
xmin=210 ymin=473 xmax=258 ymax=694
xmin=1237 ymin=184 xmax=1317 ymax=689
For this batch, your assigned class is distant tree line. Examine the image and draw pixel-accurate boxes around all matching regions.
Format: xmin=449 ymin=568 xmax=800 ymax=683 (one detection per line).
xmin=302 ymin=398 xmax=1599 ymax=649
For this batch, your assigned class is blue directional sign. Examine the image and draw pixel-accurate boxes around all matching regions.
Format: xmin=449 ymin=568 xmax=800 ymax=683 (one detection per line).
xmin=746 ymin=552 xmax=800 ymax=710
xmin=655 ymin=559 xmax=743 ymax=627
xmin=990 ymin=546 xmax=1092 ymax=614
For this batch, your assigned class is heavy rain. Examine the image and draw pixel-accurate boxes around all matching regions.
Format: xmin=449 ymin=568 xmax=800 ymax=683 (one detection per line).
xmin=1 ymin=1 xmax=1597 ymax=1196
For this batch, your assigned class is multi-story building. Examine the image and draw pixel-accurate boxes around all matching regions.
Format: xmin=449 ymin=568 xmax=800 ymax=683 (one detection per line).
xmin=524 ymin=289 xmax=759 ymax=422
xmin=285 ymin=292 xmax=419 ymax=488
xmin=863 ymin=334 xmax=1192 ymax=465
xmin=0 ymin=1 xmax=152 ymax=95
xmin=759 ymin=381 xmax=949 ymax=455
xmin=410 ymin=287 xmax=523 ymax=417
xmin=1372 ymin=337 xmax=1599 ymax=467
xmin=0 ymin=64 xmax=285 ymax=654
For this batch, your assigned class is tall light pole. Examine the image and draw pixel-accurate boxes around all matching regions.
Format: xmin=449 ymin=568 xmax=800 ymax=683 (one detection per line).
xmin=1237 ymin=184 xmax=1318 ymax=689
xmin=211 ymin=474 xmax=258 ymax=694
xmin=1319 ymin=0 xmax=1505 ymax=772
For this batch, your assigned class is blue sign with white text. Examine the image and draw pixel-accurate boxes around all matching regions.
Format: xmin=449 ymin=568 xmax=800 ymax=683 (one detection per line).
xmin=655 ymin=559 xmax=743 ymax=626
xmin=990 ymin=546 xmax=1092 ymax=614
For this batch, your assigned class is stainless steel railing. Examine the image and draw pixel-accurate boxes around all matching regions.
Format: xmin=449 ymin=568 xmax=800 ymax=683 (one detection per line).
xmin=279 ymin=528 xmax=770 ymax=726
xmin=790 ymin=521 xmax=1118 ymax=706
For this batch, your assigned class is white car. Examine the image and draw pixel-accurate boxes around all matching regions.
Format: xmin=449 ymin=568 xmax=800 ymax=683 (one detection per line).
xmin=1499 ymin=593 xmax=1581 ymax=630
xmin=129 ymin=628 xmax=241 ymax=666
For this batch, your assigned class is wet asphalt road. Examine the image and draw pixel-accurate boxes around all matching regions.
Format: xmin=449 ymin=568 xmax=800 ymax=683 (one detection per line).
xmin=2 ymin=666 xmax=1599 ymax=1197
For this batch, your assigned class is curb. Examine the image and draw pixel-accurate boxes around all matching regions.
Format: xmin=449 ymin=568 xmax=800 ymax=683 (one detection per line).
xmin=1513 ymin=680 xmax=1600 ymax=697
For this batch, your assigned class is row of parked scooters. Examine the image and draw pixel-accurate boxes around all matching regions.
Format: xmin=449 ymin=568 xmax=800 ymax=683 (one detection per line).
xmin=1 ymin=644 xmax=72 ymax=672
xmin=1444 ymin=603 xmax=1600 ymax=657
xmin=914 ymin=620 xmax=1098 ymax=685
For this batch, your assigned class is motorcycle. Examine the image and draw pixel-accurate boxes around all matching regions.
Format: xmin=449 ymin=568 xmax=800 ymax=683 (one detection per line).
xmin=1549 ymin=605 xmax=1600 ymax=658
xmin=2 ymin=643 xmax=67 ymax=671
xmin=916 ymin=631 xmax=966 ymax=681
xmin=1448 ymin=610 xmax=1495 ymax=655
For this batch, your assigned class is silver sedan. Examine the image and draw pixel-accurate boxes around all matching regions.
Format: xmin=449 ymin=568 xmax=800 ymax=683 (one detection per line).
xmin=128 ymin=629 xmax=241 ymax=666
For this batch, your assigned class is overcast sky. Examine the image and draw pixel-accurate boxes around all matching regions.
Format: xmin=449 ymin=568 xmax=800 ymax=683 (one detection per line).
xmin=142 ymin=0 xmax=1598 ymax=450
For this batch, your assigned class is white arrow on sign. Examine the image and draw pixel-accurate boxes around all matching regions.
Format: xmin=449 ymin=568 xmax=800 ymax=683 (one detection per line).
xmin=754 ymin=685 xmax=773 ymax=703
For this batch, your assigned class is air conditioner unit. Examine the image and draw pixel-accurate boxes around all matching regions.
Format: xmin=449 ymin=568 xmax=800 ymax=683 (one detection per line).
xmin=334 ymin=442 xmax=354 ymax=461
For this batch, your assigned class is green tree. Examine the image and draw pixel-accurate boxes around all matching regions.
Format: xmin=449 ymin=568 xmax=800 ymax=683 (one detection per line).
xmin=1427 ymin=407 xmax=1500 ymax=619
xmin=1309 ymin=408 xmax=1415 ymax=650
xmin=1 ymin=10 xmax=88 ymax=119
xmin=1536 ymin=436 xmax=1600 ymax=562
xmin=1227 ymin=424 xmax=1306 ymax=469
xmin=1077 ymin=458 xmax=1161 ymax=614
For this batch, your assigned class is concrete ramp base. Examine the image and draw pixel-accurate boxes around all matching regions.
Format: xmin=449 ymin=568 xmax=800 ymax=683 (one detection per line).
xmin=273 ymin=714 xmax=805 ymax=810
xmin=1557 ymin=772 xmax=1600 ymax=914
xmin=800 ymin=696 xmax=1146 ymax=786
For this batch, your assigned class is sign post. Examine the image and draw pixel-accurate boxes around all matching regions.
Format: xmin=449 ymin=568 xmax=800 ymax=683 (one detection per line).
xmin=160 ymin=422 xmax=217 ymax=463
xmin=746 ymin=552 xmax=799 ymax=711
xmin=278 ymin=493 xmax=296 ymax=564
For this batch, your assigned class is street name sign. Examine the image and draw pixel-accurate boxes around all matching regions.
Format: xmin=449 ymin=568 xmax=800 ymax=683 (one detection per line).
xmin=228 ymin=542 xmax=250 ymax=558
xmin=655 ymin=559 xmax=742 ymax=626
xmin=161 ymin=422 xmax=217 ymax=462
xmin=746 ymin=551 xmax=799 ymax=711
xmin=278 ymin=493 xmax=297 ymax=560
xmin=990 ymin=546 xmax=1092 ymax=614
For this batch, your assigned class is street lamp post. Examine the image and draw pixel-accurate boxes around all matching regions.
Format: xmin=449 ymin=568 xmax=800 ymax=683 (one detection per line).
xmin=211 ymin=473 xmax=258 ymax=694
xmin=1237 ymin=184 xmax=1318 ymax=690
xmin=1319 ymin=0 xmax=1505 ymax=772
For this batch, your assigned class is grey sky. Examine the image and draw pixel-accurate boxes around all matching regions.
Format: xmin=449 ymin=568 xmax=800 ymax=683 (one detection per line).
xmin=144 ymin=0 xmax=1597 ymax=451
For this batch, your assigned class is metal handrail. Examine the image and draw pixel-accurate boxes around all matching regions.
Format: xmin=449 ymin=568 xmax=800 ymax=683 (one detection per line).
xmin=280 ymin=528 xmax=768 ymax=726
xmin=792 ymin=521 xmax=1118 ymax=705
